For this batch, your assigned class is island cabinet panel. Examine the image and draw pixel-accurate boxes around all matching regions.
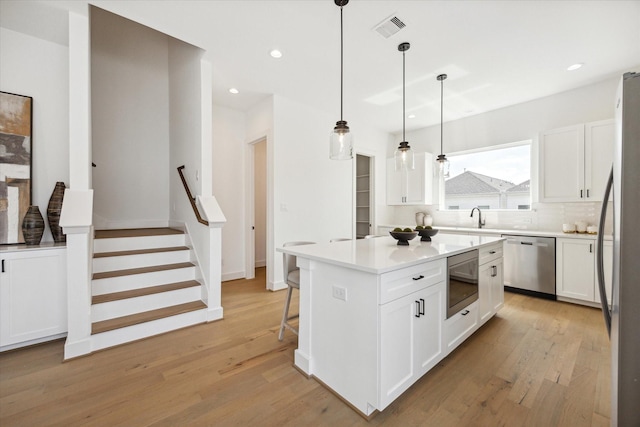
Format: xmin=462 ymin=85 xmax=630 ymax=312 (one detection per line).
xmin=444 ymin=301 xmax=478 ymax=353
xmin=478 ymin=242 xmax=504 ymax=326
xmin=379 ymin=281 xmax=444 ymax=409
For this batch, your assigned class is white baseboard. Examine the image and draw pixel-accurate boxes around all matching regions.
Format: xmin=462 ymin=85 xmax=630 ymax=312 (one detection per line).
xmin=255 ymin=260 xmax=266 ymax=268
xmin=269 ymin=280 xmax=287 ymax=292
xmin=222 ymin=271 xmax=245 ymax=282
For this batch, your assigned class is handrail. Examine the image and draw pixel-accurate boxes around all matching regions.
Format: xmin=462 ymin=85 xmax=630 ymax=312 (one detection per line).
xmin=177 ymin=165 xmax=209 ymax=226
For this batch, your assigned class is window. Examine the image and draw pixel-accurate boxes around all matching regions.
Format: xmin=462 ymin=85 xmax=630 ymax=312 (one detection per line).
xmin=441 ymin=141 xmax=531 ymax=210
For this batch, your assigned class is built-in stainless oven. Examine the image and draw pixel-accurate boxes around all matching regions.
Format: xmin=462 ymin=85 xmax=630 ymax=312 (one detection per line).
xmin=447 ymin=249 xmax=479 ymax=318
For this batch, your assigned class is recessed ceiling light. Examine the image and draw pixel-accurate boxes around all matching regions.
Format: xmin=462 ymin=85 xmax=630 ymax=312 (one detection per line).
xmin=408 ymin=114 xmax=416 ymax=119
xmin=567 ymin=63 xmax=583 ymax=71
xmin=229 ymin=88 xmax=239 ymax=94
xmin=270 ymin=49 xmax=283 ymax=59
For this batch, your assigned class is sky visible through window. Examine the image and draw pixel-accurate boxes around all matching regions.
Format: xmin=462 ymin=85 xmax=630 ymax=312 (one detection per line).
xmin=446 ymin=144 xmax=530 ymax=185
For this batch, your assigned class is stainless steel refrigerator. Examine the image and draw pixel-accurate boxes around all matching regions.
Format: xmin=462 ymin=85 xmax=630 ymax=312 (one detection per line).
xmin=596 ymin=71 xmax=640 ymax=426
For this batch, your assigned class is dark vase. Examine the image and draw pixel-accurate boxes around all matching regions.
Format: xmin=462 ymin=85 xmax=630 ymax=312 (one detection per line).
xmin=47 ymin=181 xmax=66 ymax=243
xmin=22 ymin=206 xmax=45 ymax=246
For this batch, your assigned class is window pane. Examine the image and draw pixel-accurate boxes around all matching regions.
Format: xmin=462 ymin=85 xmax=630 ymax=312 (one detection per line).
xmin=443 ymin=143 xmax=531 ymax=210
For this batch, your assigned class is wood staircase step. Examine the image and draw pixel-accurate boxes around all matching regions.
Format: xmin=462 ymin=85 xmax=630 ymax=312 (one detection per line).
xmin=92 ymin=280 xmax=201 ymax=304
xmin=92 ymin=262 xmax=194 ymax=280
xmin=95 ymin=228 xmax=183 ymax=239
xmin=91 ymin=300 xmax=206 ymax=335
xmin=94 ymin=246 xmax=189 ymax=258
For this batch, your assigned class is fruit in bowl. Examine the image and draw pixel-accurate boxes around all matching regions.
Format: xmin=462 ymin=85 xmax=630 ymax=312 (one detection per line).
xmin=389 ymin=227 xmax=418 ymax=246
xmin=414 ymin=226 xmax=438 ymax=241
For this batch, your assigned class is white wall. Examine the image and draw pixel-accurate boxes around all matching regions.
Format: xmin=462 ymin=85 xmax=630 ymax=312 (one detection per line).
xmin=0 ymin=27 xmax=69 ymax=242
xmin=90 ymin=8 xmax=170 ymax=228
xmin=390 ymin=77 xmax=620 ymax=232
xmin=212 ymin=104 xmax=246 ymax=280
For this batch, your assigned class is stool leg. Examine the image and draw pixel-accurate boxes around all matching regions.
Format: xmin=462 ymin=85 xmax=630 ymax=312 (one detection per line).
xmin=278 ymin=286 xmax=294 ymax=341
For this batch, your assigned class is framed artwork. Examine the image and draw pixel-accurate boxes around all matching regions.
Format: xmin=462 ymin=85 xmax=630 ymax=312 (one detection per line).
xmin=0 ymin=91 xmax=33 ymax=245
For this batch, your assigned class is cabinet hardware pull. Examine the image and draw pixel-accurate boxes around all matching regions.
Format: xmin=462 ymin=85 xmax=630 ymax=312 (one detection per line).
xmin=415 ymin=301 xmax=421 ymax=318
xmin=521 ymin=242 xmax=533 ymax=245
xmin=419 ymin=298 xmax=425 ymax=316
xmin=1 ymin=259 xmax=4 ymax=273
xmin=489 ymin=250 xmax=496 ymax=254
xmin=412 ymin=275 xmax=425 ymax=281
xmin=587 ymin=189 xmax=590 ymax=198
xmin=590 ymin=243 xmax=593 ymax=253
xmin=461 ymin=310 xmax=470 ymax=316
xmin=491 ymin=266 xmax=497 ymax=277
xmin=580 ymin=189 xmax=583 ymax=198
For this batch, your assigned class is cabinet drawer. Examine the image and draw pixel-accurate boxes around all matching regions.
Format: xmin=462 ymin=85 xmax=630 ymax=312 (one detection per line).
xmin=379 ymin=259 xmax=445 ymax=305
xmin=479 ymin=242 xmax=503 ymax=265
xmin=444 ymin=301 xmax=478 ymax=352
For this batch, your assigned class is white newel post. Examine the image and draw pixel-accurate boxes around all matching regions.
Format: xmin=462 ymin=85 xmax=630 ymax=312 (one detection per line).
xmin=198 ymin=196 xmax=226 ymax=321
xmin=59 ymin=190 xmax=94 ymax=359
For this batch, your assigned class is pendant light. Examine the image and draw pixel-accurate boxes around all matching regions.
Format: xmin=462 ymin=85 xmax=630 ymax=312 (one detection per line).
xmin=330 ymin=0 xmax=353 ymax=160
xmin=436 ymin=73 xmax=449 ymax=177
xmin=394 ymin=42 xmax=414 ymax=171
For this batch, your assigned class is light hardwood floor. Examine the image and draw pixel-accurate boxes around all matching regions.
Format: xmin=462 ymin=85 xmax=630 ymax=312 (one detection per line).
xmin=0 ymin=268 xmax=611 ymax=426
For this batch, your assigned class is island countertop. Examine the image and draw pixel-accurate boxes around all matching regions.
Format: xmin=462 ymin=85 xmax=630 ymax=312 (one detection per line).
xmin=278 ymin=234 xmax=504 ymax=274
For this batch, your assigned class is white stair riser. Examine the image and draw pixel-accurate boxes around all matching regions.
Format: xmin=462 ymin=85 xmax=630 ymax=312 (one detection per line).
xmin=94 ymin=234 xmax=186 ymax=253
xmin=90 ymin=309 xmax=207 ymax=353
xmin=92 ymin=286 xmax=202 ymax=322
xmin=92 ymin=267 xmax=196 ymax=295
xmin=93 ymin=250 xmax=191 ymax=274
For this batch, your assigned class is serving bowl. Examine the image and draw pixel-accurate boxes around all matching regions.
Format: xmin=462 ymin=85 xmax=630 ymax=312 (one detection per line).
xmin=415 ymin=228 xmax=439 ymax=241
xmin=389 ymin=231 xmax=418 ymax=246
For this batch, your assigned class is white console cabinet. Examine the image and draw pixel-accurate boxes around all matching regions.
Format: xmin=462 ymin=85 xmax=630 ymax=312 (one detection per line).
xmin=0 ymin=246 xmax=67 ymax=350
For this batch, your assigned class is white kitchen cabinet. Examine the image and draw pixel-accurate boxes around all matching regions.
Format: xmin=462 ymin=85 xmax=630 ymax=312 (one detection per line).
xmin=386 ymin=152 xmax=433 ymax=205
xmin=556 ymin=238 xmax=595 ymax=302
xmin=444 ymin=301 xmax=478 ymax=353
xmin=539 ymin=119 xmax=614 ymax=202
xmin=379 ymin=281 xmax=444 ymax=408
xmin=478 ymin=242 xmax=504 ymax=326
xmin=1 ymin=247 xmax=67 ymax=350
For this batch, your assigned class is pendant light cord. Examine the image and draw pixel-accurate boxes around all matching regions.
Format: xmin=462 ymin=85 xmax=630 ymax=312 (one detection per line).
xmin=402 ymin=50 xmax=406 ymax=142
xmin=340 ymin=5 xmax=344 ymax=121
xmin=440 ymin=78 xmax=443 ymax=156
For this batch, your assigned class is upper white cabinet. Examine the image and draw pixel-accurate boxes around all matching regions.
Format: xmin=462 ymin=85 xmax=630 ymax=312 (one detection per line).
xmin=387 ymin=152 xmax=434 ymax=205
xmin=1 ymin=247 xmax=67 ymax=350
xmin=539 ymin=119 xmax=614 ymax=202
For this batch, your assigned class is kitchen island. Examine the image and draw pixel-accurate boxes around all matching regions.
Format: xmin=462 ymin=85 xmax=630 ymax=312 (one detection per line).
xmin=278 ymin=234 xmax=504 ymax=417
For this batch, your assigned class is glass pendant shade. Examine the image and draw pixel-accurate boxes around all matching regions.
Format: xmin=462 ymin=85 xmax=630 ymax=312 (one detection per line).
xmin=437 ymin=154 xmax=450 ymax=178
xmin=395 ymin=141 xmax=414 ymax=171
xmin=330 ymin=120 xmax=353 ymax=160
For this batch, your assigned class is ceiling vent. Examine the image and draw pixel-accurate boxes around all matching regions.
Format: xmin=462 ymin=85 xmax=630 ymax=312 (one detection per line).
xmin=373 ymin=15 xmax=406 ymax=39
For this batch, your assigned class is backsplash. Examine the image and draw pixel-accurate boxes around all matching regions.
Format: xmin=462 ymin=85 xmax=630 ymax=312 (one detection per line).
xmin=392 ymin=202 xmax=613 ymax=235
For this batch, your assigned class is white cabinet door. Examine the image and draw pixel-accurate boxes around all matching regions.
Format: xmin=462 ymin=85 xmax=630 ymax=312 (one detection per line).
xmin=539 ymin=120 xmax=614 ymax=203
xmin=478 ymin=263 xmax=493 ymax=325
xmin=0 ymin=248 xmax=67 ymax=349
xmin=584 ymin=120 xmax=614 ymax=201
xmin=379 ymin=281 xmax=444 ymax=408
xmin=491 ymin=259 xmax=504 ymax=313
xmin=386 ymin=153 xmax=433 ymax=205
xmin=539 ymin=125 xmax=584 ymax=202
xmin=556 ymin=238 xmax=595 ymax=301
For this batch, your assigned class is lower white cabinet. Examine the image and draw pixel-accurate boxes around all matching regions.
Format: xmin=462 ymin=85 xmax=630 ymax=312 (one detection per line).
xmin=478 ymin=242 xmax=504 ymax=325
xmin=444 ymin=301 xmax=478 ymax=352
xmin=0 ymin=247 xmax=67 ymax=350
xmin=556 ymin=238 xmax=595 ymax=302
xmin=379 ymin=281 xmax=444 ymax=408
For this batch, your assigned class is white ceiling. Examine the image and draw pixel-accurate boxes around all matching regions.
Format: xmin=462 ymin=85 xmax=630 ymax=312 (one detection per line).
xmin=2 ymin=0 xmax=639 ymax=133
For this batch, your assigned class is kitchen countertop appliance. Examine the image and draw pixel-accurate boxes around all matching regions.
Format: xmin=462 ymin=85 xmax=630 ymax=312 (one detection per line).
xmin=501 ymin=235 xmax=556 ymax=299
xmin=596 ymin=72 xmax=640 ymax=426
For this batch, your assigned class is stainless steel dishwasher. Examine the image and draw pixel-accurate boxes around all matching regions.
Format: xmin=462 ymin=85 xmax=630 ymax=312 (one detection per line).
xmin=501 ymin=235 xmax=556 ymax=299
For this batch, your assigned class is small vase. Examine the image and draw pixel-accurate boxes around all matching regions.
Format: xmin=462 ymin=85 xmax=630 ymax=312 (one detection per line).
xmin=47 ymin=181 xmax=66 ymax=243
xmin=424 ymin=215 xmax=433 ymax=227
xmin=22 ymin=206 xmax=45 ymax=246
xmin=415 ymin=212 xmax=425 ymax=227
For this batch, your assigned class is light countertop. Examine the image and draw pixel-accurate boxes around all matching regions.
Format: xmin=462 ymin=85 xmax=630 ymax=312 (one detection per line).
xmin=278 ymin=234 xmax=504 ymax=274
xmin=378 ymin=224 xmax=612 ymax=240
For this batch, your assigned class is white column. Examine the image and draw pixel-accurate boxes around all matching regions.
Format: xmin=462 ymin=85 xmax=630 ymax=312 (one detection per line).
xmin=294 ymin=257 xmax=314 ymax=375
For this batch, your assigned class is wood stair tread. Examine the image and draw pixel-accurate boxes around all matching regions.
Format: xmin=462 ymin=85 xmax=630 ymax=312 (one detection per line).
xmin=94 ymin=246 xmax=190 ymax=258
xmin=95 ymin=228 xmax=183 ymax=239
xmin=91 ymin=301 xmax=206 ymax=335
xmin=92 ymin=262 xmax=194 ymax=280
xmin=92 ymin=280 xmax=201 ymax=304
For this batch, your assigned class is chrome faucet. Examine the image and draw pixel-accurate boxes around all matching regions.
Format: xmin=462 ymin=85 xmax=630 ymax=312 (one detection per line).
xmin=470 ymin=207 xmax=486 ymax=229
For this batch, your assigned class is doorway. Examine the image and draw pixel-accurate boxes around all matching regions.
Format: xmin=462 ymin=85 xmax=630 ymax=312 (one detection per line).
xmin=355 ymin=153 xmax=374 ymax=238
xmin=245 ymin=137 xmax=268 ymax=281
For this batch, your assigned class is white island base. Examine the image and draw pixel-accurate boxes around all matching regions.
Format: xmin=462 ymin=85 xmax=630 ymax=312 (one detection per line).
xmin=279 ymin=234 xmax=504 ymax=417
